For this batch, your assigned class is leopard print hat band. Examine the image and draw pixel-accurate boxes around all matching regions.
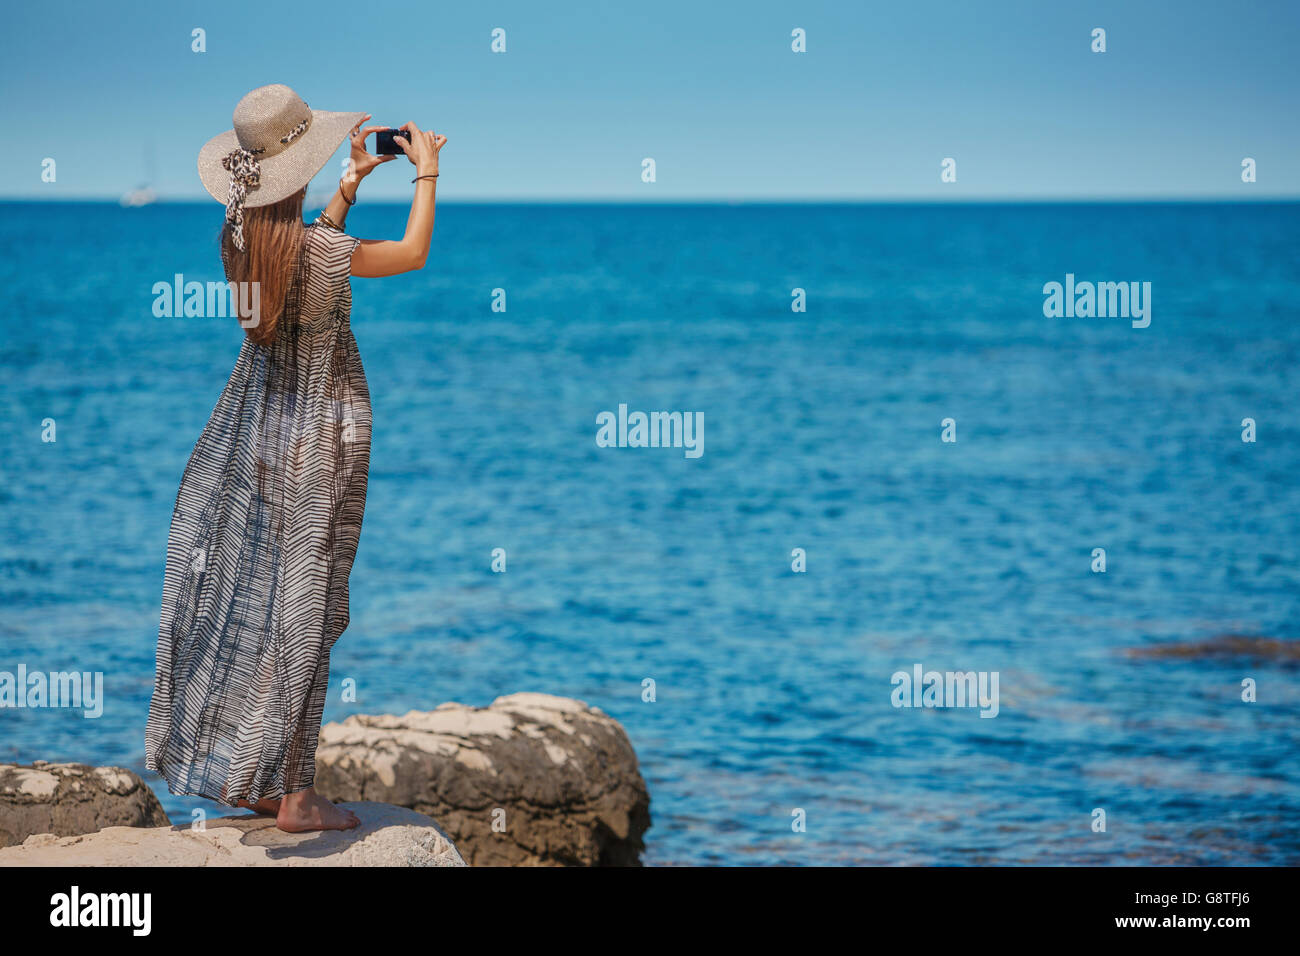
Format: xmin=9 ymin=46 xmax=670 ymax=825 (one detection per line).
xmin=220 ymin=148 xmax=262 ymax=252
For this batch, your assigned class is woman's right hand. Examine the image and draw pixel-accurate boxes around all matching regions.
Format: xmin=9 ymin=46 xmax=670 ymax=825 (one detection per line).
xmin=393 ymin=122 xmax=447 ymax=177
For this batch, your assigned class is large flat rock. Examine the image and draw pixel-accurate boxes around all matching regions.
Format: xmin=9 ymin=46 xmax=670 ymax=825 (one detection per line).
xmin=315 ymin=692 xmax=651 ymax=865
xmin=0 ymin=801 xmax=465 ymax=867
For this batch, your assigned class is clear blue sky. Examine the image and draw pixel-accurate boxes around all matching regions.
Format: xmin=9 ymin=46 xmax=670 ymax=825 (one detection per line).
xmin=3 ymin=0 xmax=1298 ymax=200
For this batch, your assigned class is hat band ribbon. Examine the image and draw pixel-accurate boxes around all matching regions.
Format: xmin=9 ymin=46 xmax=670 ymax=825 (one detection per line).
xmin=220 ymin=148 xmax=261 ymax=252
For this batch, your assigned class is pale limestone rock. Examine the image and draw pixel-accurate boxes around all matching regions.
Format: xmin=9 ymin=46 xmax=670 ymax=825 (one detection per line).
xmin=0 ymin=802 xmax=465 ymax=867
xmin=315 ymin=693 xmax=650 ymax=866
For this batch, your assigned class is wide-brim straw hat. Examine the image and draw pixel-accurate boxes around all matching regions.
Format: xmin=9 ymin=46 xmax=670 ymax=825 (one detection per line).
xmin=198 ymin=84 xmax=363 ymax=212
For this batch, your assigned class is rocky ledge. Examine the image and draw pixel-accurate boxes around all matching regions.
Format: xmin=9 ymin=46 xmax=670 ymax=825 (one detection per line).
xmin=0 ymin=801 xmax=465 ymax=867
xmin=0 ymin=694 xmax=649 ymax=866
xmin=315 ymin=692 xmax=651 ymax=866
xmin=1 ymin=762 xmax=169 ymax=848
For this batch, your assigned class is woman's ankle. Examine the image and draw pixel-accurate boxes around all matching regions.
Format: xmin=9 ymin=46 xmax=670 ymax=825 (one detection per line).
xmin=280 ymin=787 xmax=314 ymax=808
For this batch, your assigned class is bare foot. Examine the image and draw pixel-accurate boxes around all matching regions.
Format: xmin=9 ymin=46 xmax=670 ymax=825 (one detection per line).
xmin=276 ymin=788 xmax=360 ymax=832
xmin=235 ymin=797 xmax=282 ymax=816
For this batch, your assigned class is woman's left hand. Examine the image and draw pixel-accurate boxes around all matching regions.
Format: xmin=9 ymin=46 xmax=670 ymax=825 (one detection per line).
xmin=346 ymin=114 xmax=395 ymax=179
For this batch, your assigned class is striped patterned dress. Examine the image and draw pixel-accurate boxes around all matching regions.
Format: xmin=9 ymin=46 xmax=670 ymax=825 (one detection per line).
xmin=145 ymin=224 xmax=370 ymax=806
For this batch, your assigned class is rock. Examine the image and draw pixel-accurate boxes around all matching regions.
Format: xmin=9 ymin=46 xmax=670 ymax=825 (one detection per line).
xmin=0 ymin=762 xmax=170 ymax=848
xmin=0 ymin=801 xmax=465 ymax=866
xmin=314 ymin=693 xmax=651 ymax=866
xmin=1125 ymin=635 xmax=1300 ymax=661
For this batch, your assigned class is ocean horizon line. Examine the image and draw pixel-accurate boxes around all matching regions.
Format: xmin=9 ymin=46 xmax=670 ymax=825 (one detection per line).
xmin=3 ymin=195 xmax=1298 ymax=206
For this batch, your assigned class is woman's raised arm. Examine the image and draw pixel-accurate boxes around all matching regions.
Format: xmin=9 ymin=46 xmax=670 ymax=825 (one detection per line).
xmin=352 ymin=121 xmax=446 ymax=278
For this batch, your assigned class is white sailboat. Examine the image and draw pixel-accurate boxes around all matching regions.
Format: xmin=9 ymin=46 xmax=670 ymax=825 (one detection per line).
xmin=120 ymin=185 xmax=156 ymax=207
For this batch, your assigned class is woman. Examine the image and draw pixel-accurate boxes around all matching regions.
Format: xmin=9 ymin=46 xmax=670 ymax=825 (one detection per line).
xmin=144 ymin=84 xmax=446 ymax=832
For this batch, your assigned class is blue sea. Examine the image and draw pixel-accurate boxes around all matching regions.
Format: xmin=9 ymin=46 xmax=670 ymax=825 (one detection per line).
xmin=1 ymin=200 xmax=1298 ymax=865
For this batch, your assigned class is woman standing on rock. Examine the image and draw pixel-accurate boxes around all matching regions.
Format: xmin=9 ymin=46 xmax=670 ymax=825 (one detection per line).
xmin=144 ymin=84 xmax=446 ymax=832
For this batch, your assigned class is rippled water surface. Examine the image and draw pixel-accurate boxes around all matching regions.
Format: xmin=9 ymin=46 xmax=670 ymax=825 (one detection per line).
xmin=1 ymin=201 xmax=1298 ymax=864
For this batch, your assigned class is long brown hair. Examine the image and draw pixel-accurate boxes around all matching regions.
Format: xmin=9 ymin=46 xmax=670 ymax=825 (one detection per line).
xmin=221 ymin=188 xmax=307 ymax=345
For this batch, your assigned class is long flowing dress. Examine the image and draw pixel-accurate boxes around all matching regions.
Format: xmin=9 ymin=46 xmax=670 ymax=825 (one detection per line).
xmin=145 ymin=224 xmax=370 ymax=806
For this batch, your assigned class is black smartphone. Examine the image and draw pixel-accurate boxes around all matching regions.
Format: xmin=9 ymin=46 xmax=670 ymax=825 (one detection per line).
xmin=375 ymin=128 xmax=406 ymax=155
